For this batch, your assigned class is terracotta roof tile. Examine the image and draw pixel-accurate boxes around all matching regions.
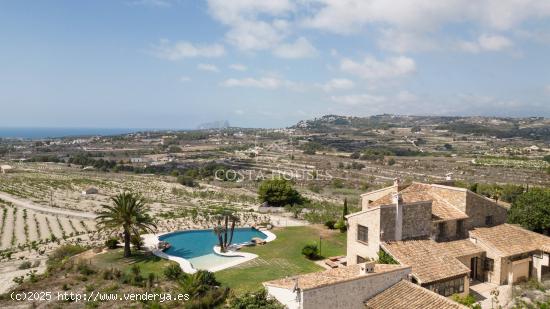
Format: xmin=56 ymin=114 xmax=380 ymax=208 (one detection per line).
xmin=382 ymin=239 xmax=483 ymax=284
xmin=263 ymin=264 xmax=408 ymax=291
xmin=366 ymin=182 xmax=468 ymax=222
xmin=365 ymin=280 xmax=468 ymax=309
xmin=470 ymin=224 xmax=550 ymax=257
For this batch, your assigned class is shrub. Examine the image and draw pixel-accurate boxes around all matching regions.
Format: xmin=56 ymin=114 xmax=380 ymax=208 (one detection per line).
xmin=130 ymin=235 xmax=143 ymax=251
xmin=324 ymin=220 xmax=336 ymax=229
xmin=334 ymin=219 xmax=347 ymax=233
xmin=451 ymin=294 xmax=481 ymax=308
xmin=105 ymin=238 xmax=119 ymax=249
xmin=47 ymin=244 xmax=87 ymax=271
xmin=307 ymin=183 xmax=322 ymax=193
xmin=331 ymin=179 xmax=345 ymax=189
xmin=387 ymin=158 xmax=396 ymax=166
xmin=102 ymin=268 xmax=114 ymax=280
xmin=301 ymin=243 xmax=319 ymax=259
xmin=258 ymin=179 xmax=303 ymax=207
xmin=13 ymin=276 xmax=24 ymax=284
xmin=377 ymin=250 xmax=398 ymax=264
xmin=228 ymin=289 xmax=285 ymax=309
xmin=130 ymin=264 xmax=141 ymax=276
xmin=177 ymin=175 xmax=197 ymax=187
xmin=18 ymin=261 xmax=32 ymax=270
xmin=163 ymin=264 xmax=184 ymax=280
xmin=76 ymin=261 xmax=96 ymax=276
xmin=508 ymin=188 xmax=550 ymax=234
xmin=192 ymin=270 xmax=220 ymax=287
xmin=351 ymin=161 xmax=365 ymax=170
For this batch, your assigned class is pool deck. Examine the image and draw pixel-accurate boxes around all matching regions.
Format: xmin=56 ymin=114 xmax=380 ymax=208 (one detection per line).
xmin=142 ymin=229 xmax=276 ymax=274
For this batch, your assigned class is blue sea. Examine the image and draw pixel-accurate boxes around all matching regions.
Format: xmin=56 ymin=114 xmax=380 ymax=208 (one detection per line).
xmin=0 ymin=127 xmax=145 ymax=139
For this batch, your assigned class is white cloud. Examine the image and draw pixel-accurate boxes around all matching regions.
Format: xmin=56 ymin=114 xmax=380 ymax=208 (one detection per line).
xmin=179 ymin=76 xmax=191 ymax=82
xmin=396 ymin=90 xmax=418 ymax=102
xmin=152 ymin=40 xmax=225 ymax=60
xmin=207 ymin=0 xmax=294 ymax=25
xmin=273 ymin=37 xmax=318 ymax=59
xmin=330 ymin=93 xmax=387 ymax=106
xmin=225 ymin=20 xmax=288 ymax=50
xmin=303 ymin=0 xmax=550 ymax=34
xmin=222 ymin=77 xmax=293 ymax=89
xmin=516 ymin=29 xmax=550 ymax=45
xmin=301 ymin=0 xmax=550 ymax=53
xmin=229 ymin=64 xmax=247 ymax=71
xmin=545 ymin=85 xmax=550 ymax=95
xmin=197 ymin=63 xmax=219 ymax=72
xmin=207 ymin=0 xmax=294 ymax=50
xmin=340 ymin=55 xmax=416 ymax=81
xmin=458 ymin=34 xmax=513 ymax=53
xmin=234 ymin=109 xmax=245 ymax=115
xmin=377 ymin=29 xmax=439 ymax=53
xmin=322 ymin=78 xmax=355 ymax=92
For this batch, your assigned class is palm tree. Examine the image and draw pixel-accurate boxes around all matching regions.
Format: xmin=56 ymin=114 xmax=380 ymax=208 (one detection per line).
xmin=213 ymin=221 xmax=226 ymax=251
xmin=212 ymin=212 xmax=239 ymax=252
xmin=96 ymin=192 xmax=157 ymax=258
xmin=227 ymin=213 xmax=240 ymax=246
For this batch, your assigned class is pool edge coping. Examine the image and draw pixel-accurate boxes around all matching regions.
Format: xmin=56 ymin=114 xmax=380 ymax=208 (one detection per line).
xmin=142 ymin=228 xmax=276 ymax=274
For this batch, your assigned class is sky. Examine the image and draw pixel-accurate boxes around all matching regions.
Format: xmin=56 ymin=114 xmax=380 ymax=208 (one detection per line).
xmin=1 ymin=0 xmax=550 ymax=129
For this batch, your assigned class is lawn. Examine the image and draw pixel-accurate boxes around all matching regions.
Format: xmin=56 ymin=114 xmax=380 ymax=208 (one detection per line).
xmin=91 ymin=249 xmax=178 ymax=278
xmin=88 ymin=226 xmax=346 ymax=294
xmin=215 ymin=225 xmax=347 ymax=294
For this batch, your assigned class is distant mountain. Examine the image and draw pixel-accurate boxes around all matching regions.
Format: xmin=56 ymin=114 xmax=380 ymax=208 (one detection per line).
xmin=196 ymin=120 xmax=230 ymax=130
xmin=291 ymin=114 xmax=550 ymax=140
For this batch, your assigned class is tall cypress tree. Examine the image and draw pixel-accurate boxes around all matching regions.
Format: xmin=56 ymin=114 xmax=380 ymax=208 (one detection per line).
xmin=342 ymin=198 xmax=348 ymax=220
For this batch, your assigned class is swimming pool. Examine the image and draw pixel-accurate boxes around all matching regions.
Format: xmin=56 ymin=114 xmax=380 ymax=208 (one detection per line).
xmin=159 ymin=228 xmax=268 ymax=259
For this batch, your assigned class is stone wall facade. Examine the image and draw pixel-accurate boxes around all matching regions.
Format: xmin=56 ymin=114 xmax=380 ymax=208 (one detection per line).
xmin=399 ymin=201 xmax=432 ymax=239
xmin=347 ymin=202 xmax=432 ymax=264
xmin=464 ymin=192 xmax=508 ymax=231
xmin=300 ymin=267 xmax=411 ymax=309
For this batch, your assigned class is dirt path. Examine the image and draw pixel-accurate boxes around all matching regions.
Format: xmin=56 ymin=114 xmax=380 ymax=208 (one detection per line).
xmin=0 ymin=192 xmax=96 ymax=219
xmin=35 ymin=213 xmax=50 ymax=240
xmin=14 ymin=208 xmax=26 ymax=245
xmin=27 ymin=212 xmax=39 ymax=242
xmin=59 ymin=217 xmax=75 ymax=235
xmin=1 ymin=207 xmax=14 ymax=249
xmin=0 ymin=258 xmax=47 ymax=294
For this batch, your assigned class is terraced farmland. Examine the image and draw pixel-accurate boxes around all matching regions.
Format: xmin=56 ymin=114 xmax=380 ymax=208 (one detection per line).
xmin=0 ymin=200 xmax=96 ymax=250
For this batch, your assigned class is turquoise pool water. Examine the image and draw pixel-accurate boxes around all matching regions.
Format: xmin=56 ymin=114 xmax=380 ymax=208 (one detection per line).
xmin=159 ymin=228 xmax=267 ymax=259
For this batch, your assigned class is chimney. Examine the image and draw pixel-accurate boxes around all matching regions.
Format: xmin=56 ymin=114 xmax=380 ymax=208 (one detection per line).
xmin=359 ymin=261 xmax=376 ymax=274
xmin=393 ymin=177 xmax=401 ymax=187
xmin=445 ymin=172 xmax=453 ymax=181
xmin=393 ymin=193 xmax=403 ymax=241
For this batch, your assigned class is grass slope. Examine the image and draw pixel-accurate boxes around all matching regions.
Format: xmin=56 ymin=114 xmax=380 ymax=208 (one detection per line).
xmin=216 ymin=225 xmax=346 ymax=294
xmin=92 ymin=249 xmax=177 ymax=278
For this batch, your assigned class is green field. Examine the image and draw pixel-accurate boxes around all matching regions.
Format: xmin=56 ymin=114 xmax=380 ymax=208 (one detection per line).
xmin=216 ymin=225 xmax=347 ymax=294
xmin=90 ymin=226 xmax=346 ymax=294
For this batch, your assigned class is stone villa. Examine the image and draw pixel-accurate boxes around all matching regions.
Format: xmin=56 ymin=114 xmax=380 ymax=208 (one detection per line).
xmin=347 ymin=179 xmax=550 ymax=292
xmin=265 ymin=179 xmax=550 ymax=308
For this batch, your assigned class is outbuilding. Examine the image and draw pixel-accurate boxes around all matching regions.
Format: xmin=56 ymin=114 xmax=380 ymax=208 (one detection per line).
xmin=0 ymin=165 xmax=13 ymax=174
